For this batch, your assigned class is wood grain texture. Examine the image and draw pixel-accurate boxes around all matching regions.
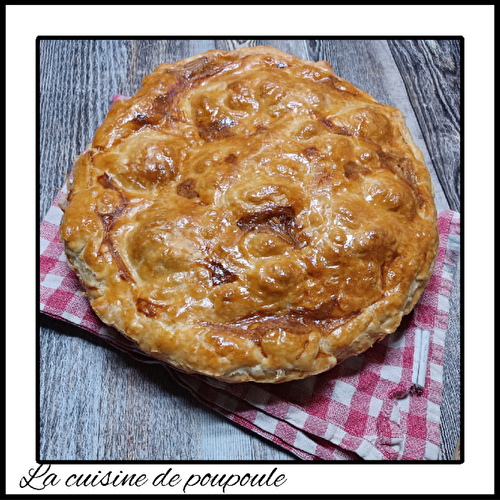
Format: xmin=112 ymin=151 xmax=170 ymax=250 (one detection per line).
xmin=39 ymin=38 xmax=461 ymax=461
xmin=387 ymin=39 xmax=461 ymax=211
xmin=437 ymin=258 xmax=462 ymax=460
xmin=452 ymin=435 xmax=461 ymax=461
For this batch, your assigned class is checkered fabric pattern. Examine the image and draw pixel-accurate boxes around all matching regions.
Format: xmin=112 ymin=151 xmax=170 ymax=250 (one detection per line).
xmin=40 ymin=129 xmax=460 ymax=461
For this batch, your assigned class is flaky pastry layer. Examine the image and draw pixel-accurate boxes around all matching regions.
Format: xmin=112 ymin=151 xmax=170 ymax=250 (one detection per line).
xmin=60 ymin=46 xmax=438 ymax=383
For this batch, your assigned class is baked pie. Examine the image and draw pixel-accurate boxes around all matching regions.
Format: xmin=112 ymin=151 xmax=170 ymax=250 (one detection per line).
xmin=60 ymin=46 xmax=439 ymax=383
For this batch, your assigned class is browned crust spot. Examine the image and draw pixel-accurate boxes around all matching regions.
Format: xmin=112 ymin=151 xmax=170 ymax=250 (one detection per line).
xmin=198 ymin=118 xmax=236 ymax=142
xmin=224 ymin=153 xmax=238 ymax=164
xmin=237 ymin=206 xmax=301 ymax=247
xmin=136 ymin=298 xmax=159 ymax=317
xmin=343 ymin=161 xmax=370 ymax=179
xmin=319 ymin=117 xmax=353 ymax=136
xmin=205 ymin=261 xmax=238 ymax=286
xmin=177 ymin=178 xmax=199 ymax=199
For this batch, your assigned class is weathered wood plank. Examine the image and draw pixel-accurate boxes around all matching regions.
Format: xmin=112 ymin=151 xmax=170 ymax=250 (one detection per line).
xmin=387 ymin=39 xmax=461 ymax=211
xmin=40 ymin=315 xmax=297 ymax=460
xmin=437 ymin=257 xmax=462 ymax=460
xmin=452 ymin=435 xmax=461 ymax=461
xmin=215 ymin=38 xmax=309 ymax=59
xmin=39 ymin=38 xmax=459 ymax=461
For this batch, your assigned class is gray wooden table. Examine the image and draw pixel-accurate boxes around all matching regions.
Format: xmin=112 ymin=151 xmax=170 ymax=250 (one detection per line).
xmin=39 ymin=38 xmax=461 ymax=461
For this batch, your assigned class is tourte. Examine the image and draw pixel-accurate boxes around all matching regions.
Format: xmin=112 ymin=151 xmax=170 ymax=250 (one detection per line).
xmin=60 ymin=46 xmax=438 ymax=383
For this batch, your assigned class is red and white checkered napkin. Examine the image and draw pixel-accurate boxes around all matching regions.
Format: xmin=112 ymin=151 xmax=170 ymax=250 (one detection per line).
xmin=40 ymin=169 xmax=460 ymax=461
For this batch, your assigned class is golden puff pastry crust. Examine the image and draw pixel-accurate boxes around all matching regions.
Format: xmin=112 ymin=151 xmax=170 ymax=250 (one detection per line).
xmin=60 ymin=46 xmax=438 ymax=383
